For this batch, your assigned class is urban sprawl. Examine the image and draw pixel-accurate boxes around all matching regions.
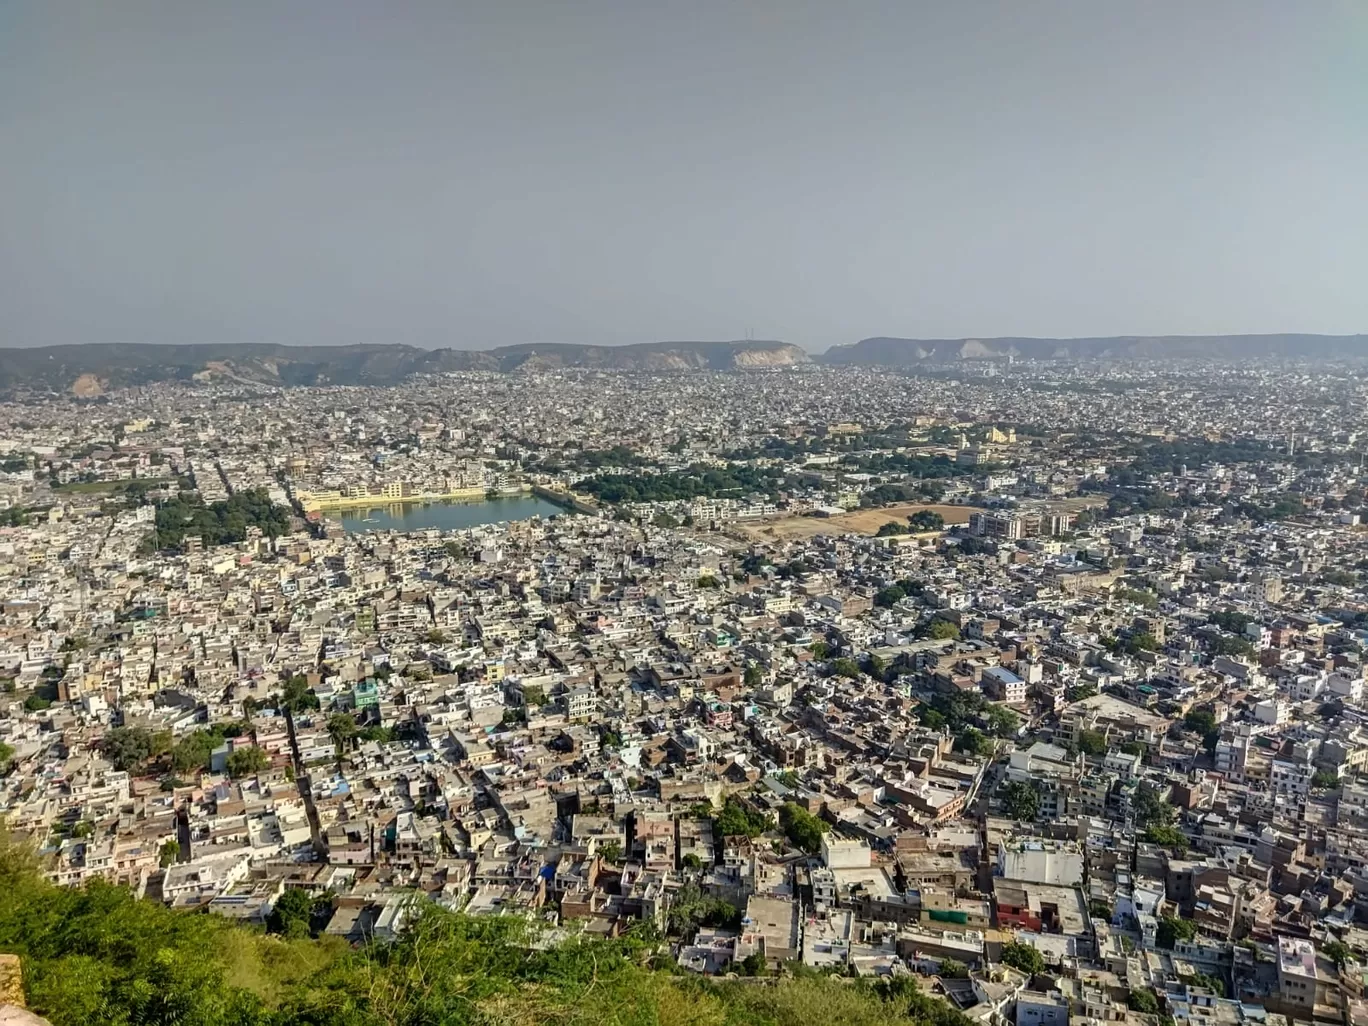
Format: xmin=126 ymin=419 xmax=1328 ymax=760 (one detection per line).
xmin=6 ymin=360 xmax=1368 ymax=1026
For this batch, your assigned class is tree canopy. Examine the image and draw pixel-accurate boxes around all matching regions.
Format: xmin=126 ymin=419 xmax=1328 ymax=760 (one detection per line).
xmin=1134 ymin=782 xmax=1176 ymax=829
xmin=1076 ymin=729 xmax=1108 ymax=756
xmin=1000 ymin=781 xmax=1041 ymax=821
xmin=999 ymin=941 xmax=1045 ymax=975
xmin=713 ymin=796 xmax=774 ymax=839
xmin=1157 ymin=914 xmax=1197 ymax=950
xmin=778 ymin=802 xmax=830 ymax=853
xmin=144 ymin=488 xmax=291 ymax=552
xmin=226 ymin=746 xmax=270 ymax=779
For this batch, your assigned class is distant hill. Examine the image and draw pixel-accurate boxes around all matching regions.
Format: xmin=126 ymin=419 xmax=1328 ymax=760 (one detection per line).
xmin=5 ymin=333 xmax=1365 ymax=392
xmin=0 ymin=340 xmax=809 ymax=393
xmin=820 ymin=333 xmax=1368 ymax=366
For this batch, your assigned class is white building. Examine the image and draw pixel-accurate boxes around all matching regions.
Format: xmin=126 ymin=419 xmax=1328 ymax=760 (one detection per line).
xmin=821 ymin=836 xmax=872 ymax=870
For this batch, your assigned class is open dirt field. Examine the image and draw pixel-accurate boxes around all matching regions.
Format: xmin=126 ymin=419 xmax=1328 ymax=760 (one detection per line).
xmin=738 ymin=503 xmax=980 ymax=541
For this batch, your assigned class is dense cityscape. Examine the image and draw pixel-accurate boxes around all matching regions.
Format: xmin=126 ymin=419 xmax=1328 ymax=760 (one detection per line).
xmin=4 ymin=356 xmax=1368 ymax=1023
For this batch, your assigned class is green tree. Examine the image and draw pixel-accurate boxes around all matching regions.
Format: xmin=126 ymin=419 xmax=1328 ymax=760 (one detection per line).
xmin=159 ymin=840 xmax=181 ymax=867
xmin=875 ymin=585 xmax=906 ymax=607
xmin=740 ymin=952 xmax=768 ymax=976
xmin=829 ymin=657 xmax=862 ymax=679
xmin=985 ymin=704 xmax=1020 ymax=737
xmin=327 ymin=713 xmax=359 ymax=759
xmin=1209 ymin=610 xmax=1254 ymax=633
xmin=1213 ymin=635 xmax=1255 ymax=659
xmin=939 ymin=958 xmax=969 ymax=979
xmin=102 ymin=727 xmax=156 ymax=773
xmin=1184 ymin=708 xmax=1217 ymax=736
xmin=1144 ymin=825 xmax=1189 ymax=853
xmin=0 ymin=835 xmax=997 ymax=1026
xmin=145 ymin=487 xmax=292 ymax=551
xmin=667 ymin=882 xmax=742 ymax=936
xmin=1128 ymin=989 xmax=1159 ymax=1013
xmin=1076 ymin=729 xmax=1108 ymax=756
xmin=226 ymin=746 xmax=270 ymax=778
xmin=1322 ymin=940 xmax=1354 ymax=968
xmin=1134 ymin=782 xmax=1176 ymax=829
xmin=927 ymin=620 xmax=961 ymax=641
xmin=1114 ymin=588 xmax=1159 ymax=610
xmin=908 ymin=510 xmax=945 ymax=531
xmin=955 ymin=728 xmax=993 ymax=758
xmin=1181 ymin=971 xmax=1225 ymax=997
xmin=0 ymin=740 xmax=13 ymax=775
xmin=268 ymin=886 xmax=315 ymax=938
xmin=1000 ymin=941 xmax=1045 ymax=975
xmin=1156 ymin=915 xmax=1197 ymax=950
xmin=1001 ymin=781 xmax=1040 ymax=821
xmin=744 ymin=663 xmax=763 ymax=688
xmin=778 ymin=803 xmax=829 ymax=853
xmin=1128 ymin=632 xmax=1159 ymax=653
xmin=278 ymin=673 xmax=320 ymax=713
xmin=598 ymin=840 xmax=623 ymax=865
xmin=1312 ymin=769 xmax=1341 ymax=789
xmin=714 ymin=796 xmax=774 ymax=839
xmin=171 ymin=731 xmax=220 ymax=775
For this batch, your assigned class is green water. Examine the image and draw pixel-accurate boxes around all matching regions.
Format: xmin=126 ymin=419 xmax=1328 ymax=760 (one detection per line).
xmin=330 ymin=495 xmax=566 ymax=533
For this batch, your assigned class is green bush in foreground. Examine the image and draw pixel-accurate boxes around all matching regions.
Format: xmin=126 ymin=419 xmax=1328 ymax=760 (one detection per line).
xmin=0 ymin=833 xmax=973 ymax=1026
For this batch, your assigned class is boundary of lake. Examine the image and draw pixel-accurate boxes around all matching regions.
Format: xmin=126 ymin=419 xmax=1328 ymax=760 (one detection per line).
xmin=300 ymin=485 xmax=527 ymax=512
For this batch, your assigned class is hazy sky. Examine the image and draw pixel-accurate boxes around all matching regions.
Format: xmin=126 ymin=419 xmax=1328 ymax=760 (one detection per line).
xmin=2 ymin=1 xmax=1366 ymax=351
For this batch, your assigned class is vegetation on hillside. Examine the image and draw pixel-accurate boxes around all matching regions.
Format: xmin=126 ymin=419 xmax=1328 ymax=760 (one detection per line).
xmin=0 ymin=833 xmax=976 ymax=1026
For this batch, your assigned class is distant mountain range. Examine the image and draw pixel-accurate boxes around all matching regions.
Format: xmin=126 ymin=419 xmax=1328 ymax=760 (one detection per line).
xmin=822 ymin=333 xmax=1368 ymax=366
xmin=0 ymin=340 xmax=809 ymax=393
xmin=1 ymin=333 xmax=1364 ymax=392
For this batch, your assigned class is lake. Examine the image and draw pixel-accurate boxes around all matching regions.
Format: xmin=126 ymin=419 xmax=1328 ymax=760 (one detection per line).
xmin=328 ymin=495 xmax=567 ymax=533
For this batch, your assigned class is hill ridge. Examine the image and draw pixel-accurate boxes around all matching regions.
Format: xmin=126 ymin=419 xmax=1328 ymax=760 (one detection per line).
xmin=3 ymin=332 xmax=1366 ymax=391
xmin=0 ymin=339 xmax=809 ymax=392
xmin=820 ymin=333 xmax=1368 ymax=366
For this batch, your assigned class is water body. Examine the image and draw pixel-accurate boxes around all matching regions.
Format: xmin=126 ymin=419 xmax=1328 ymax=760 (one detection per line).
xmin=329 ymin=495 xmax=566 ymax=533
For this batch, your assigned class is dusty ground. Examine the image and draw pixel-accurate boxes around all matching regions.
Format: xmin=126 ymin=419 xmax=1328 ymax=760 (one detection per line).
xmin=738 ymin=503 xmax=979 ymax=541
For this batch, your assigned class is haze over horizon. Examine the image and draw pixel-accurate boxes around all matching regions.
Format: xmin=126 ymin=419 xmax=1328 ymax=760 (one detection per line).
xmin=3 ymin=1 xmax=1366 ymax=351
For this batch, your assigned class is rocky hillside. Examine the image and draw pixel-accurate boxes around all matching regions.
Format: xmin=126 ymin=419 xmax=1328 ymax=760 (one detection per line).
xmin=821 ymin=333 xmax=1368 ymax=366
xmin=0 ymin=340 xmax=809 ymax=393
